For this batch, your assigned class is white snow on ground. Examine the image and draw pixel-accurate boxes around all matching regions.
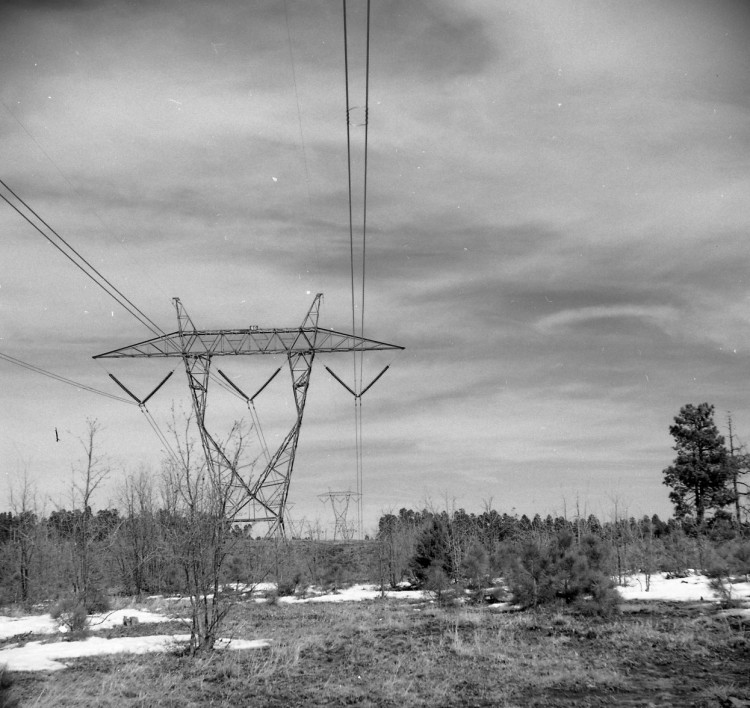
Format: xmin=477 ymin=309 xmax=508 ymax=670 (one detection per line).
xmin=0 ymin=635 xmax=270 ymax=672
xmin=3 ymin=573 xmax=749 ymax=672
xmin=0 ymin=609 xmax=170 ymax=641
xmin=0 ymin=614 xmax=59 ymax=641
xmin=273 ymin=575 xmax=750 ymax=605
xmin=276 ymin=584 xmax=426 ymax=604
xmin=616 ymin=572 xmax=750 ymax=603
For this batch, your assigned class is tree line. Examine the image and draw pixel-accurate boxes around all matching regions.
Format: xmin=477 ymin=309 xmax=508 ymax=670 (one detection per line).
xmin=0 ymin=402 xmax=748 ymax=641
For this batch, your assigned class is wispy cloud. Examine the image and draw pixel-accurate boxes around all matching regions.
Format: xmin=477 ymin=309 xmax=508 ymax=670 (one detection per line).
xmin=2 ymin=0 xmax=750 ymax=527
xmin=535 ymin=305 xmax=678 ymax=334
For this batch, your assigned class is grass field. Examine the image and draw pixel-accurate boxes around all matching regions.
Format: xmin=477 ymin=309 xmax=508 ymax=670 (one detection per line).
xmin=4 ymin=596 xmax=750 ymax=707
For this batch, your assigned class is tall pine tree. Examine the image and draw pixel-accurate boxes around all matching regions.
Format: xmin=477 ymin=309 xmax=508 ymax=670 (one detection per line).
xmin=662 ymin=402 xmax=733 ymax=524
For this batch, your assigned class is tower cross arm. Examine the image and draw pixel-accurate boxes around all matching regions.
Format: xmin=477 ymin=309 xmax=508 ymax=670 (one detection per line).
xmin=93 ymin=327 xmax=404 ymax=359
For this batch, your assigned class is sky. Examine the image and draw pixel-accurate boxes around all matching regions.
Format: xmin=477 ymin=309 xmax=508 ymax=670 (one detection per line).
xmin=2 ymin=0 xmax=750 ymax=535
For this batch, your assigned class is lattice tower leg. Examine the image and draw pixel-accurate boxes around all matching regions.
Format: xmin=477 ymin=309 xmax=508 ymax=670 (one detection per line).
xmin=173 ymin=299 xmax=253 ymax=514
xmin=241 ymin=295 xmax=323 ymax=536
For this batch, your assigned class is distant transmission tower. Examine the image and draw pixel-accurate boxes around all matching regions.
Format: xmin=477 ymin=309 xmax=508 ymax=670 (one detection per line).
xmin=95 ymin=293 xmax=402 ymax=537
xmin=319 ymin=490 xmax=359 ymax=541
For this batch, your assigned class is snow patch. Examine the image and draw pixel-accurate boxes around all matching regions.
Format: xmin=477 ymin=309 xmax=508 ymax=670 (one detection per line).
xmin=0 ymin=608 xmax=171 ymax=641
xmin=617 ymin=572 xmax=750 ymax=602
xmin=276 ymin=584 xmax=427 ymax=604
xmin=0 ymin=634 xmax=269 ymax=672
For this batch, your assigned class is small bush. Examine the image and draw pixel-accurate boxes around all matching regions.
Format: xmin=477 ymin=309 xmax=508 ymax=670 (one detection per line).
xmin=504 ymin=531 xmax=620 ymax=616
xmin=50 ymin=597 xmax=88 ymax=636
xmin=424 ymin=563 xmax=461 ymax=605
xmin=410 ymin=517 xmax=454 ymax=586
xmin=461 ymin=542 xmax=491 ymax=603
xmin=715 ymin=539 xmax=750 ymax=579
xmin=708 ymin=576 xmax=741 ymax=608
xmin=277 ymin=573 xmax=301 ymax=597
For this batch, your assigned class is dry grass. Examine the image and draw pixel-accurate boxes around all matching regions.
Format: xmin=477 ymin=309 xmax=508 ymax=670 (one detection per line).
xmin=5 ymin=599 xmax=750 ymax=707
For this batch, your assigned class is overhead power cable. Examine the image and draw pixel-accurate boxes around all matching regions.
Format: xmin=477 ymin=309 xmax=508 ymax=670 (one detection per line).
xmin=0 ymin=350 xmax=136 ymax=406
xmin=341 ymin=0 xmax=372 ymax=539
xmin=282 ymin=0 xmax=323 ymax=284
xmin=0 ymin=179 xmax=245 ymax=403
xmin=0 ymin=179 xmax=164 ymax=338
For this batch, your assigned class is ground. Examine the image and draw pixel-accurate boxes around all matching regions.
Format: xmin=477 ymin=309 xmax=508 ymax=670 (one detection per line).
xmin=1 ymin=576 xmax=749 ymax=707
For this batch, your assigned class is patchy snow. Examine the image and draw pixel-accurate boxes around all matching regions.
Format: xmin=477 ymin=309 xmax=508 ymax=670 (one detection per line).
xmin=0 ymin=614 xmax=59 ymax=641
xmin=3 ymin=573 xmax=748 ymax=672
xmin=267 ymin=575 xmax=749 ymax=605
xmin=224 ymin=582 xmax=276 ymax=594
xmin=0 ymin=635 xmax=269 ymax=672
xmin=617 ymin=572 xmax=750 ymax=603
xmin=0 ymin=607 xmax=269 ymax=672
xmin=0 ymin=609 xmax=171 ymax=641
xmin=276 ymin=584 xmax=426 ymax=604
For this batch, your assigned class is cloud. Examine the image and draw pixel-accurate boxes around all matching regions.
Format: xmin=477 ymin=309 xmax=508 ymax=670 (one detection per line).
xmin=371 ymin=0 xmax=498 ymax=81
xmin=535 ymin=305 xmax=678 ymax=334
xmin=3 ymin=0 xmax=750 ymax=526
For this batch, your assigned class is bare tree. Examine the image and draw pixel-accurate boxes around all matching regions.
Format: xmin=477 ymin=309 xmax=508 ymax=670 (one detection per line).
xmin=112 ymin=466 xmax=161 ymax=596
xmin=726 ymin=413 xmax=750 ymax=528
xmin=9 ymin=465 xmax=39 ymax=602
xmin=70 ymin=418 xmax=110 ymax=610
xmin=160 ymin=411 xmax=250 ymax=654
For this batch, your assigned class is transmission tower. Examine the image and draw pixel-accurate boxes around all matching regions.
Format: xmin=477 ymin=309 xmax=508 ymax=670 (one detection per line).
xmin=318 ymin=490 xmax=359 ymax=541
xmin=94 ymin=293 xmax=402 ymax=536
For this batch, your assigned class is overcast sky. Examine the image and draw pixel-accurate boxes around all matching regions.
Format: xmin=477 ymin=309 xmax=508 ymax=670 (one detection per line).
xmin=2 ymin=0 xmax=750 ymax=534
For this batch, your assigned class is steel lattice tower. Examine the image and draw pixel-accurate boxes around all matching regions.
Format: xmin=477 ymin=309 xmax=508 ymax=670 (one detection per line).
xmin=95 ymin=293 xmax=403 ymax=536
xmin=318 ymin=490 xmax=359 ymax=540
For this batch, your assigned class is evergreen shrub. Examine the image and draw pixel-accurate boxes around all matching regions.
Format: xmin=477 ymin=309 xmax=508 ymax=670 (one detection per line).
xmin=505 ymin=531 xmax=619 ymax=616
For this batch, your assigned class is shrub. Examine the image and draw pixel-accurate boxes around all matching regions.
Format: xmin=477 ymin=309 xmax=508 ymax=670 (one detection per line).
xmin=50 ymin=596 xmax=88 ymax=636
xmin=461 ymin=541 xmax=490 ymax=592
xmin=410 ymin=517 xmax=454 ymax=586
xmin=505 ymin=531 xmax=619 ymax=616
xmin=659 ymin=532 xmax=698 ymax=576
xmin=721 ymin=539 xmax=750 ymax=579
xmin=423 ymin=562 xmax=459 ymax=605
xmin=707 ymin=576 xmax=741 ymax=608
xmin=277 ymin=572 xmax=301 ymax=597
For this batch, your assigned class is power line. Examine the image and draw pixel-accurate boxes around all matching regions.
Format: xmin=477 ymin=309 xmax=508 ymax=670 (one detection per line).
xmin=1 ymin=180 xmax=246 ymax=404
xmin=0 ymin=179 xmax=164 ymax=338
xmin=360 ymin=0 xmax=371 ymax=392
xmin=0 ymin=350 xmax=136 ymax=406
xmin=282 ymin=0 xmax=322 ymax=284
xmin=283 ymin=0 xmax=312 ymax=209
xmin=342 ymin=0 xmax=373 ymax=539
xmin=343 ymin=0 xmax=357 ymax=368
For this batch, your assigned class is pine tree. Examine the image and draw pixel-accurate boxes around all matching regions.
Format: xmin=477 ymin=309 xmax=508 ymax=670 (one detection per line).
xmin=409 ymin=516 xmax=454 ymax=585
xmin=662 ymin=403 xmax=733 ymax=525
